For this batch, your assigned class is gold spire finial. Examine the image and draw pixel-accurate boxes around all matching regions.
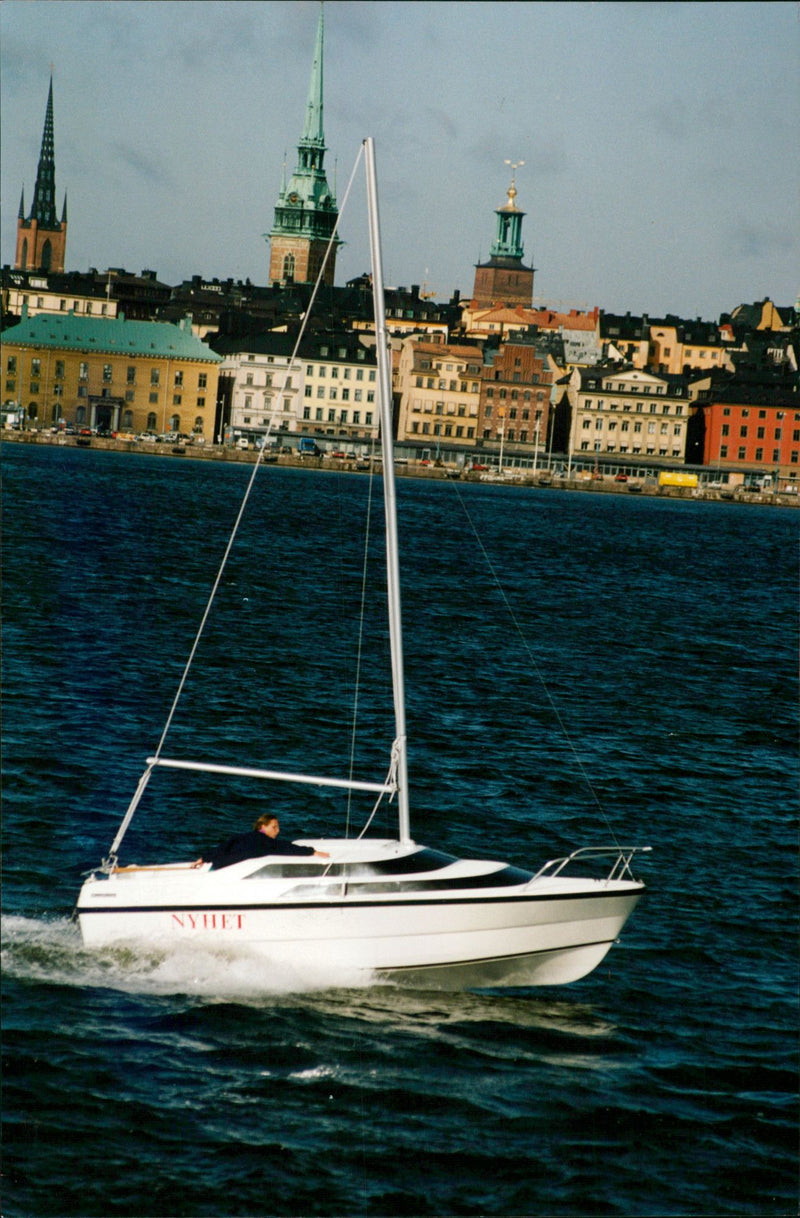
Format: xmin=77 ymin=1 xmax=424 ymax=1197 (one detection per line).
xmin=503 ymin=158 xmax=524 ymax=205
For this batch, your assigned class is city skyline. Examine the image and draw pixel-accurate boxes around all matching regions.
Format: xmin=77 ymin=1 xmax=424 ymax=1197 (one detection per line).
xmin=1 ymin=0 xmax=797 ymax=320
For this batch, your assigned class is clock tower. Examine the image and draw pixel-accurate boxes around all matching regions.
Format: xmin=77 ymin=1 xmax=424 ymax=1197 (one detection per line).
xmin=267 ymin=5 xmax=340 ymax=286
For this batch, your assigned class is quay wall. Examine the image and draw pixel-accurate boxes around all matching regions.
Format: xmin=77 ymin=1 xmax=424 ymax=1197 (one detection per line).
xmin=2 ymin=430 xmax=797 ymax=508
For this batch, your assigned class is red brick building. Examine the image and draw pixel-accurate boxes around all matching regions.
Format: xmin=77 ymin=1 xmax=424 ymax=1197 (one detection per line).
xmin=479 ymin=341 xmax=553 ymax=446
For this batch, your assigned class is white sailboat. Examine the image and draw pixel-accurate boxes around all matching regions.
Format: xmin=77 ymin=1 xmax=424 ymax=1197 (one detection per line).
xmin=76 ymin=140 xmax=649 ymax=988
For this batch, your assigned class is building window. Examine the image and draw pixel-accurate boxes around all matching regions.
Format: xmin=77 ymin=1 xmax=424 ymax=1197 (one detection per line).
xmin=31 ymin=358 xmax=41 ymax=377
xmin=173 ymin=394 xmax=182 ymax=406
xmin=198 ymin=373 xmax=207 ymax=389
xmin=79 ymin=362 xmax=89 ymax=380
xmin=55 ymin=360 xmax=65 ymax=379
xmin=147 ymin=412 xmax=157 ymax=430
xmin=149 ymin=391 xmax=159 ymax=403
xmin=151 ymin=369 xmax=160 ymax=385
xmin=197 ymin=397 xmax=205 ymax=407
xmin=174 ymin=370 xmax=184 ymax=387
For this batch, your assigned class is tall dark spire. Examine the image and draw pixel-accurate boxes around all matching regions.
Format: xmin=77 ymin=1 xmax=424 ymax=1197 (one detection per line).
xmin=15 ymin=74 xmax=68 ymax=273
xmin=30 ymin=76 xmax=58 ymax=227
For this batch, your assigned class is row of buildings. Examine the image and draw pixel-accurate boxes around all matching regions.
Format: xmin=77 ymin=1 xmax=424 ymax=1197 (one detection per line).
xmin=2 ymin=7 xmax=797 ymax=483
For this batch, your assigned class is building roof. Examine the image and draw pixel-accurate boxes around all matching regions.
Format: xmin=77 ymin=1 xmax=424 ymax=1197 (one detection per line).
xmin=1 ymin=309 xmax=221 ymax=362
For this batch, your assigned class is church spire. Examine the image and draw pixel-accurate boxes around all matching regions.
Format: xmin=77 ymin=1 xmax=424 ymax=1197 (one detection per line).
xmin=30 ymin=75 xmax=58 ymax=227
xmin=301 ymin=3 xmax=325 ymax=146
xmin=15 ymin=74 xmax=68 ymax=273
xmin=266 ymin=2 xmax=340 ymax=286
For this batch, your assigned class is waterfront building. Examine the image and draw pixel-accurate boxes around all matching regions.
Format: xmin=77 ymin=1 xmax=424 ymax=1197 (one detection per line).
xmin=478 ymin=341 xmax=554 ymax=452
xmin=214 ymin=333 xmax=302 ymax=441
xmin=567 ymin=364 xmax=690 ymax=463
xmin=267 ymin=6 xmax=340 ymax=287
xmin=688 ymin=369 xmax=799 ymax=482
xmin=298 ymin=332 xmax=378 ymax=443
xmin=213 ymin=329 xmax=378 ymax=445
xmin=395 ymin=337 xmax=483 ymax=445
xmin=471 ymin=165 xmax=534 ymax=308
xmin=15 ymin=77 xmax=68 ymax=275
xmin=1 ymin=308 xmax=220 ymax=435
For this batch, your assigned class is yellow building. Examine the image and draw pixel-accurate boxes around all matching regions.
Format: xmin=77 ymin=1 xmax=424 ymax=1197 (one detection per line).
xmin=396 ymin=337 xmax=483 ymax=444
xmin=648 ymin=322 xmax=732 ymax=375
xmin=2 ymin=308 xmax=220 ymax=435
xmin=569 ymin=365 xmax=690 ymax=462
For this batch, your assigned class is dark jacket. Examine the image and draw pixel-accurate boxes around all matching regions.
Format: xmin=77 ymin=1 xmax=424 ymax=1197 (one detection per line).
xmin=205 ymin=830 xmax=315 ymax=870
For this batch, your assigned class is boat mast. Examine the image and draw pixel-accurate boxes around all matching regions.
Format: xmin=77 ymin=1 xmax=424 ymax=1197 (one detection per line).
xmin=364 ymin=137 xmax=411 ymax=844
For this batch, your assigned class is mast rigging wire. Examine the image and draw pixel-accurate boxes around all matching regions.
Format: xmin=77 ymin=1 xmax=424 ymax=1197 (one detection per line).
xmin=104 ymin=145 xmax=366 ymax=866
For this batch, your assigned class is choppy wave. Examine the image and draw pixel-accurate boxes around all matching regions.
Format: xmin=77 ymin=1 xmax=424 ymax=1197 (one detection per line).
xmin=1 ymin=914 xmax=376 ymax=1000
xmin=3 ymin=449 xmax=797 ymax=1218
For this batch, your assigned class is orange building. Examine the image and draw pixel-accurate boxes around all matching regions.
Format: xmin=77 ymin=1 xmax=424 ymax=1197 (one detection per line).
xmin=694 ymin=377 xmax=800 ymax=482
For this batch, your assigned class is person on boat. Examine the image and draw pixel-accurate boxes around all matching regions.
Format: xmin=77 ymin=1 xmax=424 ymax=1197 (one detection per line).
xmin=193 ymin=814 xmax=330 ymax=869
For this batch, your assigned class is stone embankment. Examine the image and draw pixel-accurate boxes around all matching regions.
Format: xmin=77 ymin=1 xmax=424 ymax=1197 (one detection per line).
xmin=3 ymin=430 xmax=797 ymax=507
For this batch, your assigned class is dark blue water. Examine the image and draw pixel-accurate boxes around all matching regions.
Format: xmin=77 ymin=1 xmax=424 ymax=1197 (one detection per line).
xmin=3 ymin=444 xmax=797 ymax=1217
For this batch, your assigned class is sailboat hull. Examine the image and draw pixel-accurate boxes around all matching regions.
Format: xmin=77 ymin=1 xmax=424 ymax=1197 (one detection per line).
xmin=76 ymin=846 xmax=644 ymax=988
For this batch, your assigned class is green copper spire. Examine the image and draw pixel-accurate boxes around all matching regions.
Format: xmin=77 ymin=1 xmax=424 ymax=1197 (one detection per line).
xmin=489 ymin=165 xmax=525 ymax=261
xmin=267 ymin=1 xmax=340 ymax=282
xmin=301 ymin=3 xmax=325 ymax=145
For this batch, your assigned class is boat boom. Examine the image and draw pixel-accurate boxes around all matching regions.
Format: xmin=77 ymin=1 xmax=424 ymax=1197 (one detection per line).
xmin=145 ymin=756 xmax=397 ymax=795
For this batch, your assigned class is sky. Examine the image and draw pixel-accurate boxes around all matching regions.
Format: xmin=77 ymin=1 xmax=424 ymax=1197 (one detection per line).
xmin=2 ymin=0 xmax=798 ymax=321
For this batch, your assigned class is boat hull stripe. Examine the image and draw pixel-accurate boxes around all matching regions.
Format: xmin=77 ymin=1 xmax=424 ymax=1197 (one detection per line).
xmin=381 ymin=937 xmax=617 ymax=972
xmin=78 ymin=888 xmax=642 ymax=915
